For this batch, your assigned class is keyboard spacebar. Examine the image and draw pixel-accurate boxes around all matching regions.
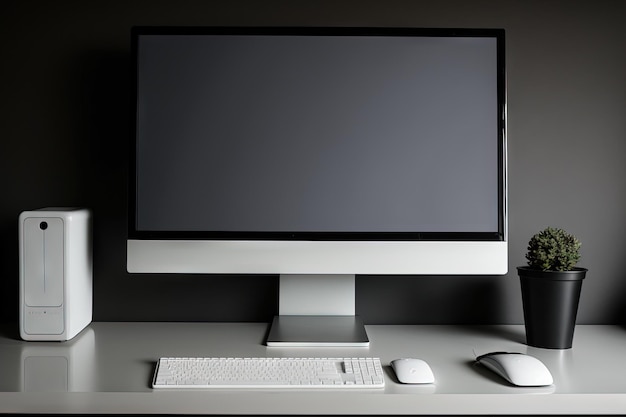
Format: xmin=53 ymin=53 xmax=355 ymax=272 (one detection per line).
xmin=211 ymin=380 xmax=292 ymax=385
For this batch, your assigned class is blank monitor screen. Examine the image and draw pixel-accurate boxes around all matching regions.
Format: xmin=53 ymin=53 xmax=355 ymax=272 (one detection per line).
xmin=132 ymin=28 xmax=505 ymax=241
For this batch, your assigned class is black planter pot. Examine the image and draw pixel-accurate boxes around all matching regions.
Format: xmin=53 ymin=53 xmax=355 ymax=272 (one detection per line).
xmin=517 ymin=266 xmax=586 ymax=349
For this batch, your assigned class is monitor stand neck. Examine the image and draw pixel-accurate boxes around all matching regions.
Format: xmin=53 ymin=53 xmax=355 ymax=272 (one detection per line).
xmin=265 ymin=274 xmax=369 ymax=347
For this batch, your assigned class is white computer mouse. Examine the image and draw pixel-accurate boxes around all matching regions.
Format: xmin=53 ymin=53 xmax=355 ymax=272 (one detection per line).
xmin=391 ymin=358 xmax=435 ymax=384
xmin=476 ymin=352 xmax=553 ymax=387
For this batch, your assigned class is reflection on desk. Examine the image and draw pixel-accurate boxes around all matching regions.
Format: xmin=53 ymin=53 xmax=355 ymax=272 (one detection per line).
xmin=19 ymin=328 xmax=95 ymax=392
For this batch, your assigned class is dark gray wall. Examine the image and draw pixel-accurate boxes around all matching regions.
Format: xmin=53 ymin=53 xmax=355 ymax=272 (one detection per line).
xmin=2 ymin=0 xmax=625 ymax=325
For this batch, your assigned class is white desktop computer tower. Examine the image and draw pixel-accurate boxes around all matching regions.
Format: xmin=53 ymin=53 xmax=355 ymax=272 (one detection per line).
xmin=19 ymin=208 xmax=92 ymax=341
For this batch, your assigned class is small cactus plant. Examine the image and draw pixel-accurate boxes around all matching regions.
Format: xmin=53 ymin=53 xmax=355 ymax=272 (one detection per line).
xmin=525 ymin=227 xmax=581 ymax=271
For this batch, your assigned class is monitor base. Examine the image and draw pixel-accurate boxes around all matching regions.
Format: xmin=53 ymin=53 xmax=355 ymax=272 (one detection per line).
xmin=266 ymin=315 xmax=370 ymax=347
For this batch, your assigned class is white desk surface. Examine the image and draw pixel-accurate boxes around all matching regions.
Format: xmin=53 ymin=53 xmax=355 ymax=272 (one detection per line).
xmin=1 ymin=322 xmax=626 ymax=415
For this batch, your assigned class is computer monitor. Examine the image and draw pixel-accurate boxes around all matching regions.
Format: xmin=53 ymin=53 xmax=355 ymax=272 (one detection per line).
xmin=127 ymin=27 xmax=507 ymax=346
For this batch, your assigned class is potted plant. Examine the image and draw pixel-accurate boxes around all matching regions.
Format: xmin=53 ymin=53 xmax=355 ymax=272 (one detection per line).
xmin=517 ymin=227 xmax=587 ymax=349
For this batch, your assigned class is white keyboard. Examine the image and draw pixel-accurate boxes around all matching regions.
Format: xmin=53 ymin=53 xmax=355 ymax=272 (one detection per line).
xmin=153 ymin=357 xmax=385 ymax=389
